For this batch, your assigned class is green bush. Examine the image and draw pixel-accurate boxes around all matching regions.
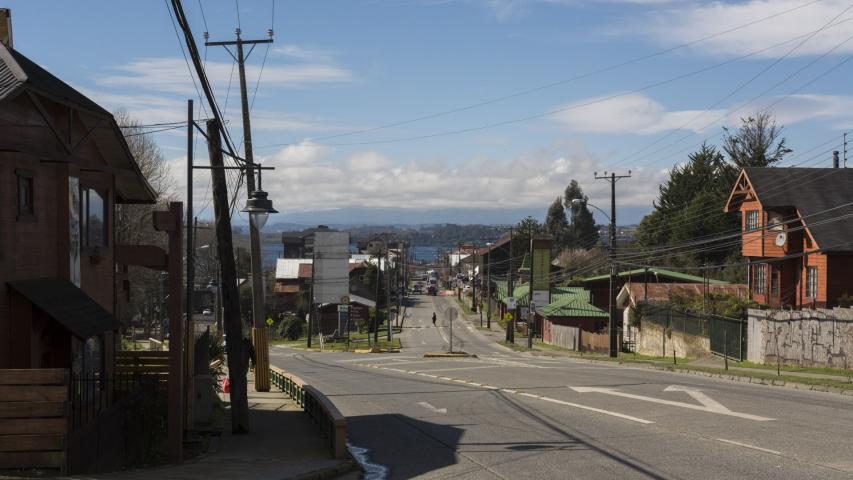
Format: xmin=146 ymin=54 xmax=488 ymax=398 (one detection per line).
xmin=278 ymin=315 xmax=304 ymax=340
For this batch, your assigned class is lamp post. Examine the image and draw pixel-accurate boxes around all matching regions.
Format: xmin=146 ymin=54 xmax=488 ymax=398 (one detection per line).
xmin=241 ymin=167 xmax=278 ymax=391
xmin=485 ymin=242 xmax=493 ymax=329
xmin=571 ymin=198 xmax=619 ymax=358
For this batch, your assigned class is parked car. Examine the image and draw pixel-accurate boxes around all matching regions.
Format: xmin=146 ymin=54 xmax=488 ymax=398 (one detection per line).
xmin=202 ymin=308 xmax=213 ymax=316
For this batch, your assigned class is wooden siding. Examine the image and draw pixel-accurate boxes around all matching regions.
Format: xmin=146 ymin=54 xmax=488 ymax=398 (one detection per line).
xmin=0 ymin=368 xmax=68 ymax=473
xmin=826 ymin=253 xmax=853 ymax=305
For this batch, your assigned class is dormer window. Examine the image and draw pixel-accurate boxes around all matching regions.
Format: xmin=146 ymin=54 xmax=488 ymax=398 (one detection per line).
xmin=746 ymin=210 xmax=760 ymax=231
xmin=767 ymin=211 xmax=784 ymax=231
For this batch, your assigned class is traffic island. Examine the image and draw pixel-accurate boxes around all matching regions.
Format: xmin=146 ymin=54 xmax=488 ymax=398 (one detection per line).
xmin=424 ymin=351 xmax=477 ymax=358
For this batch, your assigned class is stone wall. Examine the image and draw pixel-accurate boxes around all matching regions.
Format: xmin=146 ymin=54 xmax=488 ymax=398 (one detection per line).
xmin=747 ymin=308 xmax=853 ymax=369
xmin=637 ymin=321 xmax=710 ymax=359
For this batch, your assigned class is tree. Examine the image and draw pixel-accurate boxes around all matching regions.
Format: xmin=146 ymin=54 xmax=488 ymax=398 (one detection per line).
xmin=563 ymin=180 xmax=599 ymax=249
xmin=545 ymin=196 xmax=568 ymax=248
xmin=113 ymin=111 xmax=176 ymax=333
xmin=635 ymin=143 xmax=740 ymax=266
xmin=722 ymin=111 xmax=791 ymax=168
xmin=513 ymin=216 xmax=546 ymax=254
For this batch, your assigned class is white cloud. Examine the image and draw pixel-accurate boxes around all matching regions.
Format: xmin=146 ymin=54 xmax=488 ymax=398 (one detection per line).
xmin=97 ymin=56 xmax=354 ymax=95
xmin=218 ymin=141 xmax=668 ymax=214
xmin=637 ymin=0 xmax=853 ymax=58
xmin=552 ymin=93 xmax=725 ymax=134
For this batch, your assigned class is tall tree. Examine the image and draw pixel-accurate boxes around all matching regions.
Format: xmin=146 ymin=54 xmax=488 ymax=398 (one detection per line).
xmin=722 ymin=111 xmax=791 ymax=168
xmin=635 ymin=143 xmax=740 ymax=266
xmin=513 ymin=216 xmax=545 ymax=253
xmin=113 ymin=111 xmax=176 ymax=333
xmin=563 ymin=180 xmax=599 ymax=249
xmin=545 ymin=196 xmax=568 ymax=248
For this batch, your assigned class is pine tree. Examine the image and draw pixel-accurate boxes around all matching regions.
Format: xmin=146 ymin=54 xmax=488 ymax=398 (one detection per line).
xmin=563 ymin=180 xmax=599 ymax=249
xmin=545 ymin=196 xmax=568 ymax=248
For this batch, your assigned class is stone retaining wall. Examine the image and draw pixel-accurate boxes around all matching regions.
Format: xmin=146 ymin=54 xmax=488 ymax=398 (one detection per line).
xmin=747 ymin=308 xmax=853 ymax=369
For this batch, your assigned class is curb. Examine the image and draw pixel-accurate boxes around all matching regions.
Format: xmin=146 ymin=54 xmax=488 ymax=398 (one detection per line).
xmin=424 ymin=352 xmax=477 ymax=358
xmin=289 ymin=459 xmax=359 ymax=480
xmin=538 ymin=351 xmax=853 ymax=397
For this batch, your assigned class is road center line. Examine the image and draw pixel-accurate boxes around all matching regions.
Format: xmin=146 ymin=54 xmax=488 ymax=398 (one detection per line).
xmin=716 ymin=438 xmax=782 ymax=455
xmin=364 ymin=364 xmax=655 ymax=425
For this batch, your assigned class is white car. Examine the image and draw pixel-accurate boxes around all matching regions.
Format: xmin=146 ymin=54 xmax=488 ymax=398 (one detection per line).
xmin=202 ymin=308 xmax=213 ymax=316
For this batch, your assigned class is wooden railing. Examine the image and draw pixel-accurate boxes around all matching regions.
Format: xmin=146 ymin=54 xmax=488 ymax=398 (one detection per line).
xmin=269 ymin=366 xmax=347 ymax=459
xmin=0 ymin=369 xmax=69 ymax=474
xmin=115 ymin=351 xmax=169 ymax=375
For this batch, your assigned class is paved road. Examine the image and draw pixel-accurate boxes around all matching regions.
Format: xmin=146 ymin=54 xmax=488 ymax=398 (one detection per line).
xmin=270 ymin=294 xmax=853 ymax=480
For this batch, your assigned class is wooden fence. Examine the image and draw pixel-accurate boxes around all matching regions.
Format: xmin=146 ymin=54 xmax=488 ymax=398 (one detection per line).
xmin=0 ymin=369 xmax=69 ymax=474
xmin=115 ymin=351 xmax=169 ymax=375
xmin=580 ymin=331 xmax=611 ymax=354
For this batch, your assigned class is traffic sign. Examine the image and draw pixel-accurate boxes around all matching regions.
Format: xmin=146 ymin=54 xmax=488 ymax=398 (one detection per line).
xmin=340 ymin=295 xmax=350 ymax=305
xmin=265 ymin=318 xmax=274 ymax=327
xmin=504 ymin=312 xmax=513 ymax=322
xmin=338 ymin=305 xmax=349 ymax=312
xmin=506 ymin=297 xmax=517 ymax=309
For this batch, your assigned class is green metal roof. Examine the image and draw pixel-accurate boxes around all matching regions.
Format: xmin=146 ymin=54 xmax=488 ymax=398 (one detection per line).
xmin=493 ymin=282 xmax=591 ymax=307
xmin=581 ymin=267 xmax=728 ymax=285
xmin=536 ymin=295 xmax=608 ymax=318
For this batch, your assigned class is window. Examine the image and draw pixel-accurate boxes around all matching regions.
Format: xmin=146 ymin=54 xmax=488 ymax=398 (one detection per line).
xmin=771 ymin=266 xmax=779 ymax=297
xmin=806 ymin=266 xmax=818 ymax=298
xmin=767 ymin=211 xmax=784 ymax=231
xmin=746 ymin=210 xmax=760 ymax=231
xmin=81 ymin=186 xmax=107 ymax=250
xmin=754 ymin=264 xmax=767 ymax=295
xmin=16 ymin=169 xmax=34 ymax=219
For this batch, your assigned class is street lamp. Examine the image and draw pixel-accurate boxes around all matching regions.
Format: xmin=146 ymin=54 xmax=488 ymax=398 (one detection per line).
xmin=242 ymin=189 xmax=278 ymax=229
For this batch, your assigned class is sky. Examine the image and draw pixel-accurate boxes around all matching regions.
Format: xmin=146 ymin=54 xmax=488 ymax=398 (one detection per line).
xmin=7 ymin=0 xmax=853 ymax=226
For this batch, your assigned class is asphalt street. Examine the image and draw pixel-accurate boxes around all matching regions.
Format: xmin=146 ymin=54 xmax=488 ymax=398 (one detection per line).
xmin=270 ymin=294 xmax=853 ymax=480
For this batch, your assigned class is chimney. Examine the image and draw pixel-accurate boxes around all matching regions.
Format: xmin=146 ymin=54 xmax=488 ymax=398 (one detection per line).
xmin=0 ymin=9 xmax=11 ymax=48
xmin=833 ymin=150 xmax=840 ymax=169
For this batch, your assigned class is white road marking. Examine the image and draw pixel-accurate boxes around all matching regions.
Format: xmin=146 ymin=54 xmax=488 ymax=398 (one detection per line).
xmin=537 ymin=396 xmax=655 ymax=425
xmin=569 ymin=386 xmax=774 ymax=422
xmin=416 ymin=365 xmax=499 ymax=373
xmin=417 ymin=402 xmax=447 ymax=414
xmin=337 ymin=357 xmax=416 ymax=363
xmin=361 ymin=363 xmax=655 ymax=425
xmin=664 ymin=385 xmax=729 ymax=412
xmin=716 ymin=438 xmax=782 ymax=455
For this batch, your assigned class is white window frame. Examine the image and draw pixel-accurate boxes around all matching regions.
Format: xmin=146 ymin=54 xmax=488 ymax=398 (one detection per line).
xmin=746 ymin=210 xmax=760 ymax=231
xmin=806 ymin=266 xmax=818 ymax=299
xmin=754 ymin=264 xmax=767 ymax=295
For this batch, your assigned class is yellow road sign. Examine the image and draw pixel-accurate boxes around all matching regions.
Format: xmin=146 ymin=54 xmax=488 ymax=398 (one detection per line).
xmin=265 ymin=317 xmax=274 ymax=326
xmin=503 ymin=312 xmax=513 ymax=321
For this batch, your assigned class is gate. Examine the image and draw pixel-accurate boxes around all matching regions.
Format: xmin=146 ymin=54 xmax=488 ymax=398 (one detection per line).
xmin=709 ymin=315 xmax=746 ymax=361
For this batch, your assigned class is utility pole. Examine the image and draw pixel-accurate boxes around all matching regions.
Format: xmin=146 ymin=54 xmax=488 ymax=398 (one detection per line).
xmin=527 ymin=232 xmax=534 ymax=350
xmin=206 ymin=119 xmax=249 ymax=433
xmin=206 ymin=29 xmax=274 ymax=392
xmin=308 ymin=249 xmax=315 ymax=348
xmin=595 ymin=171 xmax=631 ymax=358
xmin=471 ymin=241 xmax=477 ymax=314
xmin=373 ymin=242 xmax=381 ymax=346
xmin=385 ymin=233 xmax=392 ymax=343
xmin=486 ymin=243 xmax=492 ymax=329
xmin=506 ymin=227 xmax=515 ymax=344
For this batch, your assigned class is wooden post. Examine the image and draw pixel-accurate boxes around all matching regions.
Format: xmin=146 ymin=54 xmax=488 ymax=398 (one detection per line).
xmin=206 ymin=119 xmax=249 ymax=433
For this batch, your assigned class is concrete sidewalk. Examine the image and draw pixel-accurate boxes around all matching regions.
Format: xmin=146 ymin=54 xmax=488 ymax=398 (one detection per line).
xmin=81 ymin=375 xmax=355 ymax=480
xmin=689 ymin=355 xmax=853 ymax=382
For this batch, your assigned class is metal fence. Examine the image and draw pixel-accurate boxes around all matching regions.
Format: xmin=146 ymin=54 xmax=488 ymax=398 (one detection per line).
xmin=69 ymin=372 xmax=167 ymax=431
xmin=638 ymin=303 xmax=746 ymax=361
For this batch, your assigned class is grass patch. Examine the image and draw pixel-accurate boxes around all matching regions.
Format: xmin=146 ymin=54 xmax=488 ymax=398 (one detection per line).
xmin=270 ymin=327 xmax=402 ymax=352
xmin=668 ymin=364 xmax=853 ymax=390
xmin=733 ymin=360 xmax=853 ymax=377
xmin=454 ymin=297 xmax=475 ymax=316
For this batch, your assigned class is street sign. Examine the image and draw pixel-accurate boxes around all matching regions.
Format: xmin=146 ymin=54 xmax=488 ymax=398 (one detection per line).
xmin=506 ymin=297 xmax=517 ymax=309
xmin=265 ymin=317 xmax=274 ymax=327
xmin=340 ymin=295 xmax=350 ymax=305
xmin=338 ymin=305 xmax=348 ymax=312
xmin=504 ymin=312 xmax=513 ymax=322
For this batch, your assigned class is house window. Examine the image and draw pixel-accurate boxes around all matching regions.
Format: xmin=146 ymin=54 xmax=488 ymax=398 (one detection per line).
xmin=16 ymin=169 xmax=34 ymax=219
xmin=746 ymin=210 xmax=760 ymax=231
xmin=81 ymin=186 xmax=107 ymax=251
xmin=806 ymin=266 xmax=818 ymax=298
xmin=770 ymin=266 xmax=779 ymax=297
xmin=754 ymin=264 xmax=767 ymax=295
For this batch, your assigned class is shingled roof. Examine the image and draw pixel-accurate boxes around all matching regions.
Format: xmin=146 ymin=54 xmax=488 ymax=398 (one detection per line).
xmin=733 ymin=168 xmax=853 ymax=252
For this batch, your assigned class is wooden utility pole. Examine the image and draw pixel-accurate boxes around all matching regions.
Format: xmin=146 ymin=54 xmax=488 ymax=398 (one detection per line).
xmin=486 ymin=243 xmax=492 ymax=329
xmin=206 ymin=30 xmax=274 ymax=391
xmin=596 ymin=171 xmax=631 ymax=358
xmin=206 ymin=119 xmax=249 ymax=433
xmin=506 ymin=228 xmax=515 ymax=343
xmin=527 ymin=232 xmax=534 ymax=350
xmin=385 ymin=233 xmax=392 ymax=343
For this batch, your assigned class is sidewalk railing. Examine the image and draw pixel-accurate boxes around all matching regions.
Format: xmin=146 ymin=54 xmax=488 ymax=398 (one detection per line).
xmin=269 ymin=366 xmax=347 ymax=459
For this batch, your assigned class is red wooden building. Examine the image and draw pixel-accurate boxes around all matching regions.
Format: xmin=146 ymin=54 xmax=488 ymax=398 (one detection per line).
xmin=724 ymin=167 xmax=853 ymax=308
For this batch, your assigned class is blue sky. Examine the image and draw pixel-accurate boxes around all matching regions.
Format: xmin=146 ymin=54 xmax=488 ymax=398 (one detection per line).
xmin=8 ymin=0 xmax=853 ymax=225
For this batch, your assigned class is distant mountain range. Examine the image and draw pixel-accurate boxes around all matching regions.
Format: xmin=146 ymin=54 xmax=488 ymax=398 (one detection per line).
xmin=252 ymin=206 xmax=651 ymax=231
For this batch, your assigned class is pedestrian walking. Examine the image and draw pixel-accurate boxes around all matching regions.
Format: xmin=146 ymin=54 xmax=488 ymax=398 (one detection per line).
xmin=432 ymin=312 xmax=437 ymax=326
